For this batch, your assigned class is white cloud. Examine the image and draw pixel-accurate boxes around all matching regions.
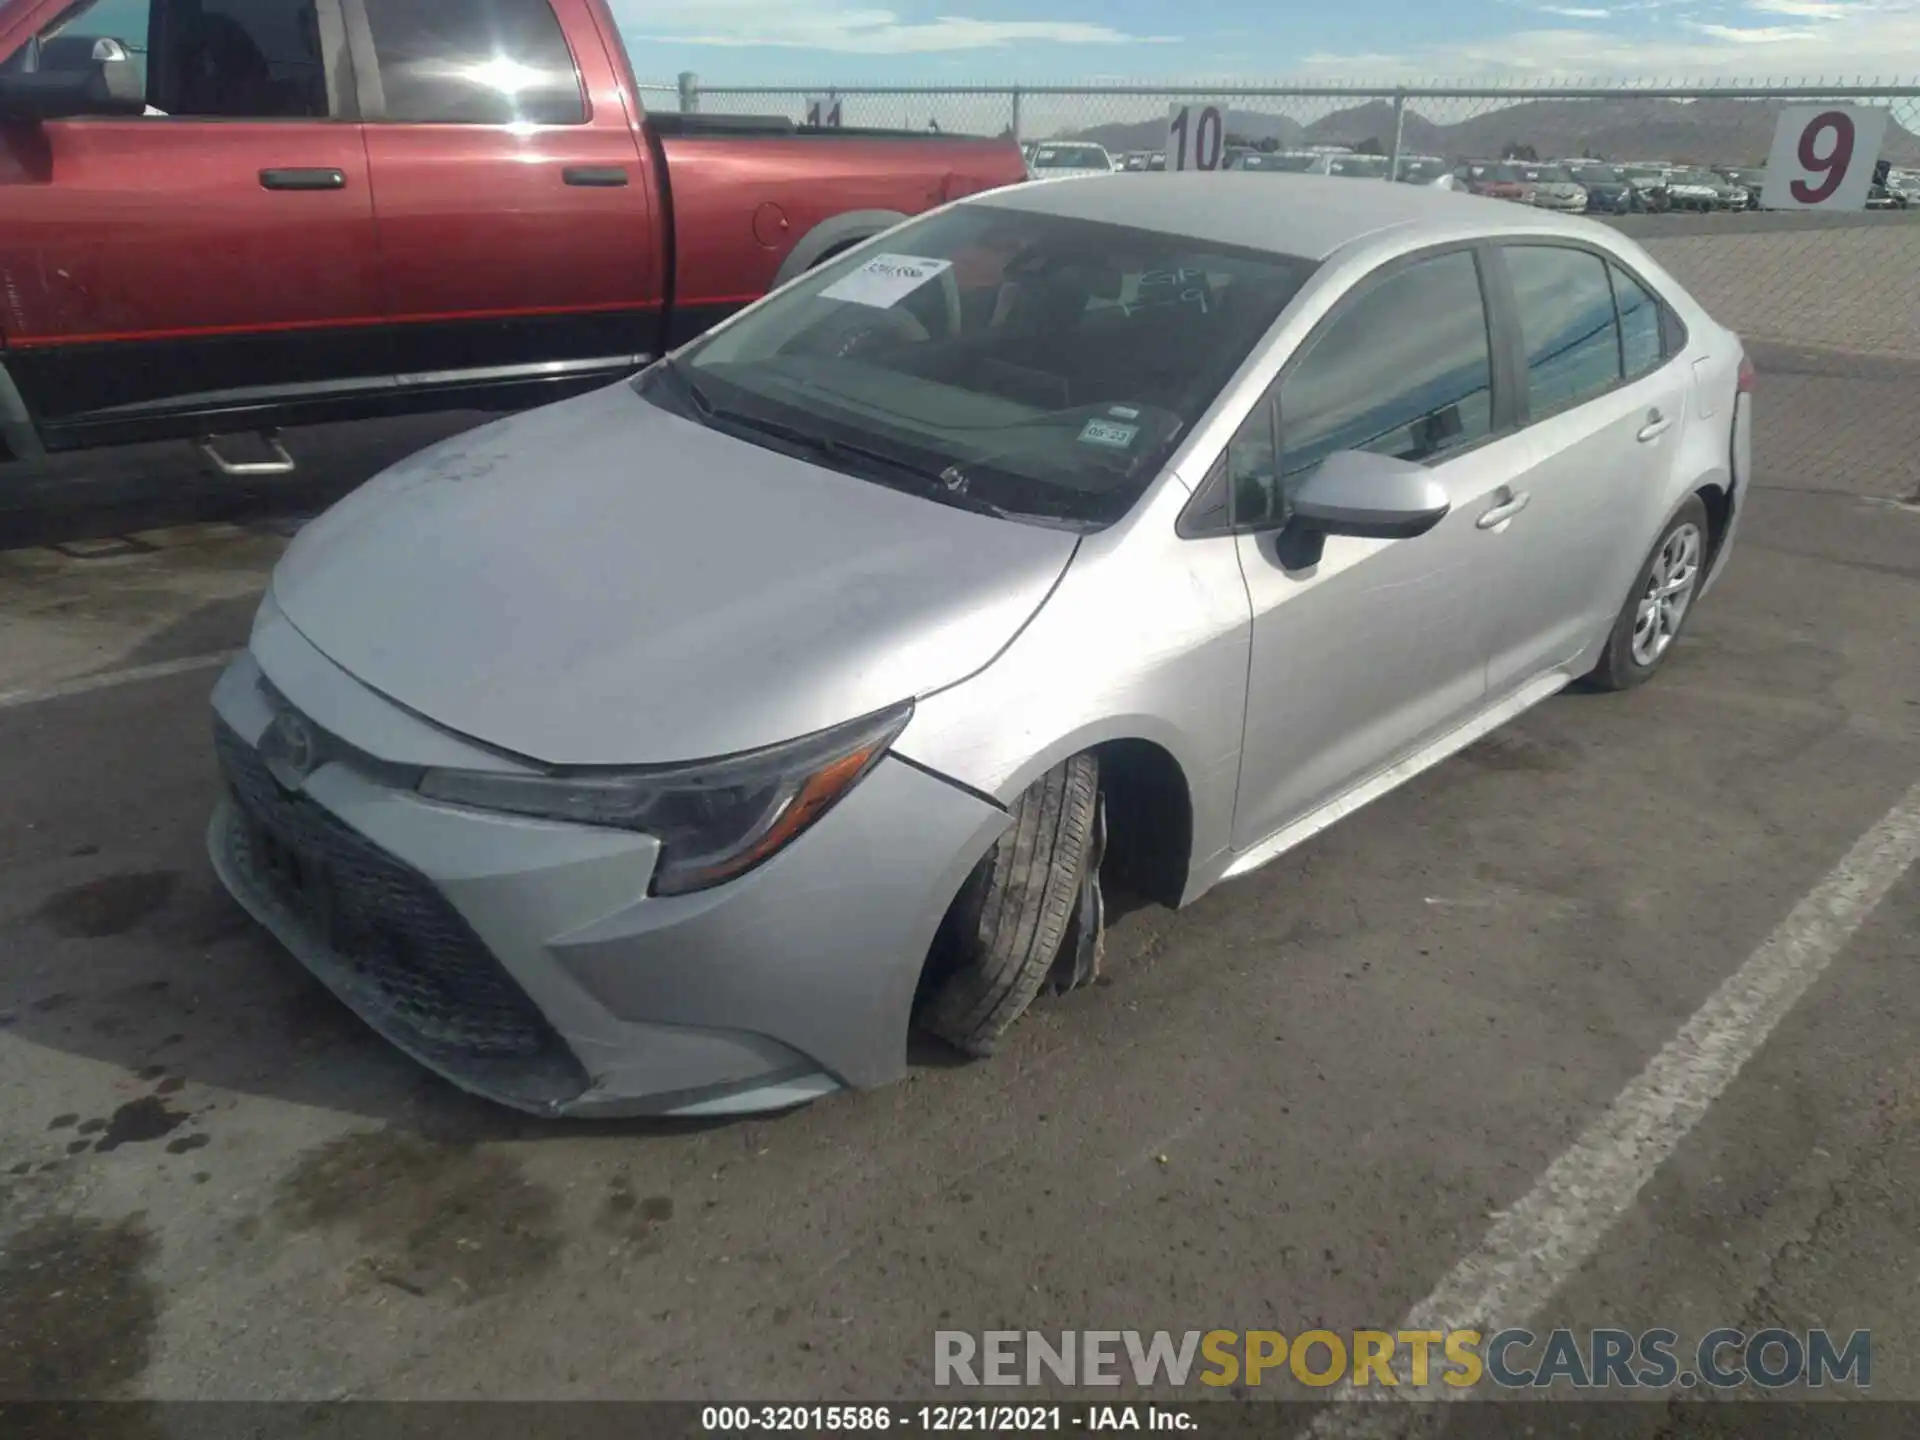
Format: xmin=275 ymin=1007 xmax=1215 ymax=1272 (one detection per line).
xmin=1746 ymin=0 xmax=1857 ymax=14
xmin=1537 ymin=4 xmax=1614 ymax=15
xmin=1682 ymin=20 xmax=1820 ymax=38
xmin=613 ymin=0 xmax=1177 ymax=53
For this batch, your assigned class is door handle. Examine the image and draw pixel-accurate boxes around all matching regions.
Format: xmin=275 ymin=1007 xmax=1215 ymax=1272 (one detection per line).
xmin=1637 ymin=408 xmax=1673 ymax=443
xmin=1476 ymin=489 xmax=1531 ymax=530
xmin=563 ymin=166 xmax=630 ymax=187
xmin=259 ymin=167 xmax=345 ymax=191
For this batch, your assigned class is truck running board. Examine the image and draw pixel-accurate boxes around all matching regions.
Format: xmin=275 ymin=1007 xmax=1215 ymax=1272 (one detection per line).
xmin=197 ymin=431 xmax=296 ymax=477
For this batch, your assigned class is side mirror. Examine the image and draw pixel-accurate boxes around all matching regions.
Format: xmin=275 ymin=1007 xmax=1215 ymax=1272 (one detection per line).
xmin=0 ymin=38 xmax=143 ymax=122
xmin=1289 ymin=449 xmax=1452 ymax=540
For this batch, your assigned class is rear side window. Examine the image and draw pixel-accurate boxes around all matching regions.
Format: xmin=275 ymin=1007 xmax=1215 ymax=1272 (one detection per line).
xmin=1504 ymin=244 xmax=1622 ymax=417
xmin=363 ymin=0 xmax=584 ymax=125
xmin=1278 ymin=249 xmax=1494 ymax=485
xmin=1611 ymin=263 xmax=1665 ymax=380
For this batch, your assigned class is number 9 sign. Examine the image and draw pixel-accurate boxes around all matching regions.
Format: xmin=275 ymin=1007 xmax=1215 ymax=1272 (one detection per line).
xmin=1761 ymin=104 xmax=1889 ymax=211
xmin=1167 ymin=103 xmax=1227 ymax=173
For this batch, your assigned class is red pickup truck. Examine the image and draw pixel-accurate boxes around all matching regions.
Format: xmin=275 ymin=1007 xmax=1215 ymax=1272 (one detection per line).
xmin=0 ymin=0 xmax=1025 ymax=467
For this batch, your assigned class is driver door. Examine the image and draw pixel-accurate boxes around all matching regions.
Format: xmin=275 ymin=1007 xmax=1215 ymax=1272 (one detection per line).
xmin=0 ymin=0 xmax=383 ymax=449
xmin=1225 ymin=245 xmax=1534 ymax=854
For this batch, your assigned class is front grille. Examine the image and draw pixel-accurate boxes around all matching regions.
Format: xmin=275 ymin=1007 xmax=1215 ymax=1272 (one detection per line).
xmin=214 ymin=718 xmax=588 ymax=1110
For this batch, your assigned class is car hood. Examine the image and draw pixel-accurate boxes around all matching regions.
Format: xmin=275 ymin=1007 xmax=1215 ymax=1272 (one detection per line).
xmin=1535 ymin=182 xmax=1583 ymax=196
xmin=269 ymin=381 xmax=1080 ymax=766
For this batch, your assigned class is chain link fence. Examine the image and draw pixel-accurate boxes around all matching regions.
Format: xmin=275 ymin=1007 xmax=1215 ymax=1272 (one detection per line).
xmin=676 ymin=78 xmax=1920 ymax=368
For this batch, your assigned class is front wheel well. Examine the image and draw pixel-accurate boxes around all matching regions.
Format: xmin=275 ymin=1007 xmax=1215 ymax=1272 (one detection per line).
xmin=1092 ymin=738 xmax=1193 ymax=910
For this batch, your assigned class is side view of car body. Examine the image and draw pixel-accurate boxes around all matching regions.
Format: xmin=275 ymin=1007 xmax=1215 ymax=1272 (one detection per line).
xmin=207 ymin=175 xmax=1752 ymax=1120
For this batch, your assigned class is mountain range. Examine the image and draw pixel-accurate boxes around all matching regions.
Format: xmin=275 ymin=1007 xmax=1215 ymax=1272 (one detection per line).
xmin=1062 ymin=96 xmax=1920 ymax=166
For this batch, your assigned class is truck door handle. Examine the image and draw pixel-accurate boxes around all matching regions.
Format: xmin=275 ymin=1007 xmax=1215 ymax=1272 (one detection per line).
xmin=1637 ymin=408 xmax=1673 ymax=443
xmin=260 ymin=168 xmax=345 ymax=191
xmin=563 ymin=166 xmax=629 ymax=187
xmin=1476 ymin=489 xmax=1531 ymax=530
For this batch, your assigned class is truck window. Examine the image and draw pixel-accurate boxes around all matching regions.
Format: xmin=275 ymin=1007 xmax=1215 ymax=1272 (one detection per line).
xmin=363 ymin=0 xmax=585 ymax=125
xmin=10 ymin=0 xmax=332 ymax=118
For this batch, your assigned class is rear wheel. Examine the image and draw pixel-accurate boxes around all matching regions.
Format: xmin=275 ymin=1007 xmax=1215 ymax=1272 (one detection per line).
xmin=917 ymin=753 xmax=1101 ymax=1056
xmin=1586 ymin=496 xmax=1709 ymax=691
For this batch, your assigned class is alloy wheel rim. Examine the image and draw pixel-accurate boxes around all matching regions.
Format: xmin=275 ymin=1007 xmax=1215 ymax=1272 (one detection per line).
xmin=1631 ymin=521 xmax=1702 ymax=667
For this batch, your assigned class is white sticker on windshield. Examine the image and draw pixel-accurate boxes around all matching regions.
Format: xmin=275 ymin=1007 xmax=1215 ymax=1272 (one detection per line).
xmin=1079 ymin=418 xmax=1139 ymax=450
xmin=818 ymin=253 xmax=954 ymax=309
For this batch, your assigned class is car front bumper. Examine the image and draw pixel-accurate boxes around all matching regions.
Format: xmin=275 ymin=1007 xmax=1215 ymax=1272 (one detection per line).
xmin=207 ymin=638 xmax=1008 ymax=1118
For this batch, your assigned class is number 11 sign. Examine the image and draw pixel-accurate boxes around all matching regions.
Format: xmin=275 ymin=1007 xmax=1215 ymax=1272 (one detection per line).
xmin=1760 ymin=104 xmax=1889 ymax=211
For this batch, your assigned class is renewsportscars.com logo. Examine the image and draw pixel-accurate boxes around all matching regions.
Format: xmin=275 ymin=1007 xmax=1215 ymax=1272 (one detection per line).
xmin=934 ymin=1328 xmax=1872 ymax=1391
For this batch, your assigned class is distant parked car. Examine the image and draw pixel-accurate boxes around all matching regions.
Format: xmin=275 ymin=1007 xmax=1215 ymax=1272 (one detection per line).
xmin=1714 ymin=167 xmax=1767 ymax=210
xmin=1867 ymin=159 xmax=1910 ymax=210
xmin=1566 ymin=164 xmax=1640 ymax=215
xmin=1325 ymin=154 xmax=1392 ymax=180
xmin=1454 ymin=161 xmax=1534 ymax=203
xmin=1622 ymin=167 xmax=1674 ymax=213
xmin=1027 ymin=143 xmax=1116 ymax=180
xmin=1391 ymin=156 xmax=1450 ymax=185
xmin=1664 ymin=168 xmax=1744 ymax=212
xmin=1517 ymin=164 xmax=1588 ymax=213
xmin=1228 ymin=151 xmax=1326 ymax=173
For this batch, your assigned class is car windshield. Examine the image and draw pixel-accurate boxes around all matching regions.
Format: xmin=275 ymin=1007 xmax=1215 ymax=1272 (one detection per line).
xmin=1723 ymin=168 xmax=1763 ymax=183
xmin=1528 ymin=165 xmax=1576 ymax=183
xmin=1235 ymin=152 xmax=1319 ymax=172
xmin=1394 ymin=158 xmax=1446 ymax=182
xmin=1327 ymin=155 xmax=1389 ymax=177
xmin=1032 ymin=146 xmax=1108 ymax=170
xmin=1671 ymin=169 xmax=1718 ymax=185
xmin=640 ymin=206 xmax=1316 ymax=528
xmin=1624 ymin=168 xmax=1665 ymax=183
xmin=1571 ymin=165 xmax=1624 ymax=182
xmin=1473 ymin=163 xmax=1523 ymax=182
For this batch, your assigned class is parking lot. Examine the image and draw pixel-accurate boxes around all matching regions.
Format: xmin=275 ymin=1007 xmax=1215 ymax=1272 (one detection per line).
xmin=1 ymin=214 xmax=1917 ymax=1419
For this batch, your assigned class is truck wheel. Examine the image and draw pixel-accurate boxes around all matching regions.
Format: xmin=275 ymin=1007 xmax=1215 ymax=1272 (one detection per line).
xmin=917 ymin=753 xmax=1100 ymax=1056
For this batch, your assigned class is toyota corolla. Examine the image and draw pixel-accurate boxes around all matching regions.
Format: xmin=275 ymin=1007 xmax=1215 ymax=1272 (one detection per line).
xmin=208 ymin=174 xmax=1753 ymax=1118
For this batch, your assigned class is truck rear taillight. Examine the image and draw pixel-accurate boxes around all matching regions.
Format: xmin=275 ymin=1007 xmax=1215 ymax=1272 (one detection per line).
xmin=1737 ymin=354 xmax=1756 ymax=394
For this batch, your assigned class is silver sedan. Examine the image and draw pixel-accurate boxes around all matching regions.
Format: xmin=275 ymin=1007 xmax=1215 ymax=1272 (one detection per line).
xmin=207 ymin=173 xmax=1754 ymax=1118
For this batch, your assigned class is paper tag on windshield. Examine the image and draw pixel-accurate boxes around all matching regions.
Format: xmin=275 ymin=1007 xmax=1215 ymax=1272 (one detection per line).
xmin=1079 ymin=418 xmax=1139 ymax=450
xmin=818 ymin=253 xmax=953 ymax=309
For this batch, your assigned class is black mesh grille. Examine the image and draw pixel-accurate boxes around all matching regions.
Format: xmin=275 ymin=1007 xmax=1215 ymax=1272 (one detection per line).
xmin=214 ymin=717 xmax=588 ymax=1110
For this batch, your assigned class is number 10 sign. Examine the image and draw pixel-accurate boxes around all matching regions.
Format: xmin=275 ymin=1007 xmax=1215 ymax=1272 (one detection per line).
xmin=1760 ymin=105 xmax=1889 ymax=211
xmin=1166 ymin=103 xmax=1228 ymax=172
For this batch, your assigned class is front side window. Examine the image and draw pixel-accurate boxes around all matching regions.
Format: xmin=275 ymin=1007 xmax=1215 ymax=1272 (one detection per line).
xmin=363 ymin=0 xmax=584 ymax=125
xmin=640 ymin=205 xmax=1316 ymax=528
xmin=1276 ymin=250 xmax=1494 ymax=488
xmin=5 ymin=0 xmax=330 ymax=118
xmin=1504 ymin=244 xmax=1622 ymax=417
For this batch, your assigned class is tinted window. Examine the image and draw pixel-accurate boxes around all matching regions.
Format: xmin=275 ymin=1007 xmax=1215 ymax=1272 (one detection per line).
xmin=1505 ymin=245 xmax=1622 ymax=416
xmin=1611 ymin=264 xmax=1664 ymax=379
xmin=13 ymin=0 xmax=331 ymax=117
xmin=365 ymin=0 xmax=583 ymax=124
xmin=657 ymin=207 xmax=1315 ymax=528
xmin=1277 ymin=251 xmax=1494 ymax=486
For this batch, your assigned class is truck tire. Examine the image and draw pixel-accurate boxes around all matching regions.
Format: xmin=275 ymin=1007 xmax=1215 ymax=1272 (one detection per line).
xmin=917 ymin=753 xmax=1100 ymax=1056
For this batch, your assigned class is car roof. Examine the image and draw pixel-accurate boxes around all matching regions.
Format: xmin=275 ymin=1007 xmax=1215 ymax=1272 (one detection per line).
xmin=974 ymin=171 xmax=1609 ymax=261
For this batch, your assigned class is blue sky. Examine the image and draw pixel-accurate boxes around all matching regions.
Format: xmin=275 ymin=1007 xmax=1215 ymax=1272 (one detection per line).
xmin=611 ymin=0 xmax=1920 ymax=84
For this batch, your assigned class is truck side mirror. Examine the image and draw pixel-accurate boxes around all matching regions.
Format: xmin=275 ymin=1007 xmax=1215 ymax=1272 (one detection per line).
xmin=0 ymin=37 xmax=144 ymax=122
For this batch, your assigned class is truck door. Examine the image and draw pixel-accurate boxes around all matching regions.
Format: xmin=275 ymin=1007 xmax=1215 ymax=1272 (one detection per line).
xmin=345 ymin=0 xmax=665 ymax=402
xmin=0 ymin=0 xmax=386 ymax=450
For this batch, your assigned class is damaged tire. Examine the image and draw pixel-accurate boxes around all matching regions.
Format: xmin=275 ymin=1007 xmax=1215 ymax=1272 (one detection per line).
xmin=917 ymin=753 xmax=1103 ymax=1057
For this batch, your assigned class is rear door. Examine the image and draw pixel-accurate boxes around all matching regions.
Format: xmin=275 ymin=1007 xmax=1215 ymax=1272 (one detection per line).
xmin=1481 ymin=241 xmax=1694 ymax=697
xmin=347 ymin=0 xmax=664 ymax=399
xmin=0 ymin=0 xmax=383 ymax=448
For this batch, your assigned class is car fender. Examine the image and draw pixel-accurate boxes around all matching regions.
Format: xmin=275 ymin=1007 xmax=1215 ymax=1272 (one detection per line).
xmin=772 ymin=209 xmax=912 ymax=287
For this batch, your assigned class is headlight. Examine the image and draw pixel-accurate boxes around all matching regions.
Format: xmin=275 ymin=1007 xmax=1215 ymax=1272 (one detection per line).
xmin=417 ymin=701 xmax=913 ymax=897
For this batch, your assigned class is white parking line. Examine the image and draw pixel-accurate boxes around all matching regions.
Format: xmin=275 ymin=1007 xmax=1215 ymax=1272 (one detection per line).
xmin=0 ymin=650 xmax=238 ymax=712
xmin=1313 ymin=774 xmax=1920 ymax=1432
